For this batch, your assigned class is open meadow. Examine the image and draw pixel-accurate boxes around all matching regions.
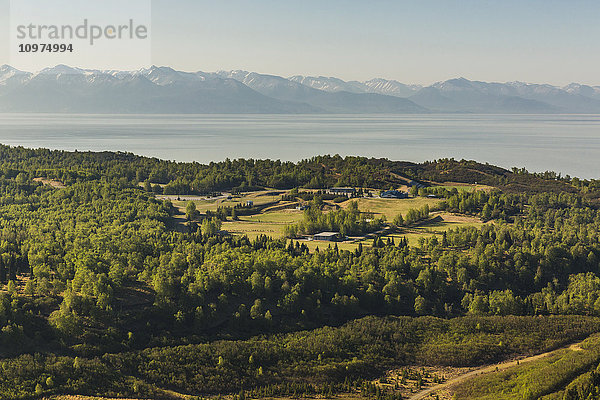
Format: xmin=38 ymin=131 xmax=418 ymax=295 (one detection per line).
xmin=165 ymin=190 xmax=286 ymax=213
xmin=348 ymin=197 xmax=442 ymax=221
xmin=176 ymin=193 xmax=489 ymax=250
xmin=222 ymin=211 xmax=304 ymax=239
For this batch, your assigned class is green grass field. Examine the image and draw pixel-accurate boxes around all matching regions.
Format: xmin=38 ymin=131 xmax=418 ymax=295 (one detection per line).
xmin=434 ymin=183 xmax=495 ymax=192
xmin=222 ymin=208 xmax=485 ymax=250
xmin=222 ymin=210 xmax=303 ymax=239
xmin=300 ymin=240 xmax=362 ymax=253
xmin=238 ymin=211 xmax=301 ymax=223
xmin=175 ymin=192 xmax=487 ymax=251
xmin=349 ymin=197 xmax=442 ymax=220
xmin=413 ymin=212 xmax=486 ymax=232
xmin=359 ymin=212 xmax=486 ymax=247
xmin=172 ymin=191 xmax=285 ymax=213
xmin=361 ymin=232 xmax=430 ymax=247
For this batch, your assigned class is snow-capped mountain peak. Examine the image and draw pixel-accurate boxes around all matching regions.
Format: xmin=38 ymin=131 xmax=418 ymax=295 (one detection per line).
xmin=39 ymin=64 xmax=86 ymax=76
xmin=0 ymin=65 xmax=31 ymax=85
xmin=0 ymin=64 xmax=598 ymax=114
xmin=136 ymin=65 xmax=206 ymax=85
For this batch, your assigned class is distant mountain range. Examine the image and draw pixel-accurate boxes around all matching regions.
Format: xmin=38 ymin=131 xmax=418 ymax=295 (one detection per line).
xmin=1 ymin=64 xmax=599 ymax=114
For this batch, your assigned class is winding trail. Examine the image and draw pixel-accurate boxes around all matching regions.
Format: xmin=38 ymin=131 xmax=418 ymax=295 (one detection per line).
xmin=408 ymin=338 xmax=586 ymax=400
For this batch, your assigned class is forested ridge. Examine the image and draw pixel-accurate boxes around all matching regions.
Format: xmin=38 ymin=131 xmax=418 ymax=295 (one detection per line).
xmin=2 ymin=145 xmax=597 ymax=195
xmin=0 ymin=145 xmax=600 ymax=398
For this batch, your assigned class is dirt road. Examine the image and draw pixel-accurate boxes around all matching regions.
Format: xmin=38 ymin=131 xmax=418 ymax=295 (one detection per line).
xmin=408 ymin=339 xmax=586 ymax=400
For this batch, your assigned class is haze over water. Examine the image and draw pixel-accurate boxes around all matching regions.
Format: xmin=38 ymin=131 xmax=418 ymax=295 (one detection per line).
xmin=0 ymin=114 xmax=598 ymax=179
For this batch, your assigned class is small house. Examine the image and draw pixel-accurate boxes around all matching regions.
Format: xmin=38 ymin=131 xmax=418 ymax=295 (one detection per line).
xmin=408 ymin=180 xmax=426 ymax=189
xmin=380 ymin=190 xmax=409 ymax=199
xmin=327 ymin=187 xmax=357 ymax=197
xmin=313 ymin=232 xmax=342 ymax=241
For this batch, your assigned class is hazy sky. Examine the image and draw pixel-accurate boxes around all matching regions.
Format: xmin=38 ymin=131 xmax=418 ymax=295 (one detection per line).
xmin=1 ymin=0 xmax=599 ymax=85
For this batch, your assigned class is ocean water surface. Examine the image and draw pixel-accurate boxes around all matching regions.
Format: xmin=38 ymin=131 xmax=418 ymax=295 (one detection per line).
xmin=0 ymin=113 xmax=598 ymax=179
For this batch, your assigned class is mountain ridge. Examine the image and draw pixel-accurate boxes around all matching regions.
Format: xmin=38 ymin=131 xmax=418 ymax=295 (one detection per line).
xmin=1 ymin=64 xmax=599 ymax=114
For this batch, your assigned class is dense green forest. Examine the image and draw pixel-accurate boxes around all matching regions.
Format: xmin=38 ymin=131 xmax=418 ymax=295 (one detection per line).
xmin=1 ymin=144 xmax=600 ymax=398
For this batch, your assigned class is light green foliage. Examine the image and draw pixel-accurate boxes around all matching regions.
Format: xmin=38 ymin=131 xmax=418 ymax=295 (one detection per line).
xmin=201 ymin=217 xmax=222 ymax=237
xmin=393 ymin=213 xmax=404 ymax=226
xmin=0 ymin=146 xmax=597 ymax=398
xmin=396 ymin=204 xmax=430 ymax=226
xmin=285 ymin=200 xmax=382 ymax=237
xmin=186 ymin=200 xmax=197 ymax=220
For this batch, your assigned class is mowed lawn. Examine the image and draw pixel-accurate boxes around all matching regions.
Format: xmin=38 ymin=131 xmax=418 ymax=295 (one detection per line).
xmin=172 ymin=191 xmax=285 ymax=213
xmin=222 ymin=210 xmax=303 ymax=239
xmin=387 ymin=212 xmax=486 ymax=245
xmin=348 ymin=197 xmax=443 ymax=220
xmin=360 ymin=233 xmax=427 ymax=247
xmin=222 ymin=207 xmax=486 ymax=250
xmin=415 ymin=212 xmax=487 ymax=232
xmin=299 ymin=240 xmax=363 ymax=253
xmin=435 ymin=183 xmax=496 ymax=192
xmin=179 ymin=193 xmax=487 ymax=250
xmin=295 ymin=212 xmax=487 ymax=252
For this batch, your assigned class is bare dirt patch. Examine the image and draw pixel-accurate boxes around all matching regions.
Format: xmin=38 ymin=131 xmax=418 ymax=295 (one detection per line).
xmin=0 ymin=274 xmax=32 ymax=295
xmin=34 ymin=177 xmax=66 ymax=188
xmin=437 ymin=213 xmax=482 ymax=224
xmin=377 ymin=366 xmax=474 ymax=400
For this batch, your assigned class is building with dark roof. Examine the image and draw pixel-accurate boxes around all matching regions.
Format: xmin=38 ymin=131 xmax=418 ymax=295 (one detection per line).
xmin=313 ymin=232 xmax=342 ymax=241
xmin=380 ymin=190 xmax=409 ymax=199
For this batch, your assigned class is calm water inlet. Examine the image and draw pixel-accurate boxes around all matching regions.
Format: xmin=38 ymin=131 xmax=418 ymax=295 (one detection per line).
xmin=0 ymin=114 xmax=598 ymax=179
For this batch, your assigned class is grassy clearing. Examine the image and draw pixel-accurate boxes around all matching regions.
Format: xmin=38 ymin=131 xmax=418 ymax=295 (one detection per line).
xmin=300 ymin=212 xmax=485 ymax=253
xmin=361 ymin=233 xmax=428 ymax=247
xmin=48 ymin=392 xmax=191 ymax=400
xmin=349 ymin=198 xmax=442 ymax=221
xmin=366 ymin=213 xmax=487 ymax=247
xmin=237 ymin=211 xmax=302 ymax=224
xmin=183 ymin=192 xmax=487 ymax=251
xmin=539 ymin=355 xmax=599 ymax=400
xmin=300 ymin=240 xmax=363 ymax=253
xmin=171 ymin=191 xmax=285 ymax=213
xmin=412 ymin=212 xmax=486 ymax=233
xmin=222 ymin=210 xmax=303 ymax=239
xmin=434 ymin=183 xmax=495 ymax=192
xmin=222 ymin=210 xmax=487 ymax=250
xmin=451 ymin=334 xmax=600 ymax=400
